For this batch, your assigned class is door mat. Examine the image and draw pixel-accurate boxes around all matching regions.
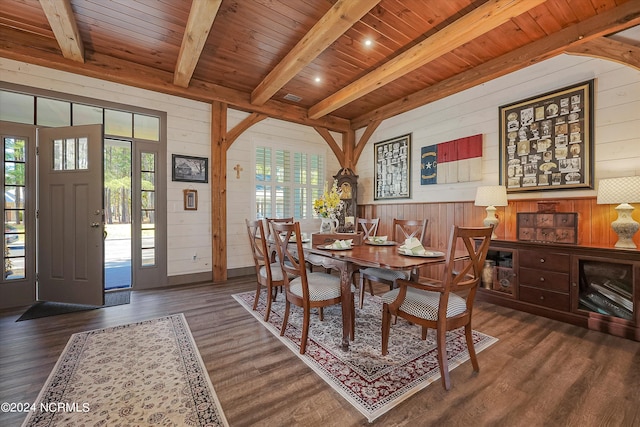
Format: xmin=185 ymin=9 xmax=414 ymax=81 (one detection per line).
xmin=16 ymin=290 xmax=131 ymax=322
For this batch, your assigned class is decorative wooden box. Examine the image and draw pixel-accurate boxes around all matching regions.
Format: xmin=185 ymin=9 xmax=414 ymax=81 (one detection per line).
xmin=517 ymin=212 xmax=578 ymax=244
xmin=312 ymin=232 xmax=363 ymax=246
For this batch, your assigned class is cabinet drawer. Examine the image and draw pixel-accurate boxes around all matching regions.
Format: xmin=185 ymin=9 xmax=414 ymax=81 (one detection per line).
xmin=518 ymin=267 xmax=569 ymax=292
xmin=518 ymin=249 xmax=570 ymax=271
xmin=519 ymin=285 xmax=570 ymax=311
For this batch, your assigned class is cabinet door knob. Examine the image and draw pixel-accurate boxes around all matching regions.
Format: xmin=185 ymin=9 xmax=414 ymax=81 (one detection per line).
xmin=540 ymin=258 xmax=545 ymax=263
xmin=539 ymin=277 xmax=545 ymax=282
xmin=540 ymin=296 xmax=544 ymax=300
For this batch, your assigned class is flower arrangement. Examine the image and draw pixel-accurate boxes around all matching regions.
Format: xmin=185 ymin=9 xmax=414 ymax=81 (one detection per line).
xmin=313 ymin=180 xmax=344 ymax=218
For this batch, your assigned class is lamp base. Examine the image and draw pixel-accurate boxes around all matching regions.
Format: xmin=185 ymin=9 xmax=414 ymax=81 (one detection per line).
xmin=483 ymin=206 xmax=499 ymax=239
xmin=611 ymin=203 xmax=639 ymax=249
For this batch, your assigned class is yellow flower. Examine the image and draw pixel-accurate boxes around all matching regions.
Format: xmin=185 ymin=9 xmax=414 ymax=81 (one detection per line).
xmin=313 ymin=180 xmax=344 ymax=218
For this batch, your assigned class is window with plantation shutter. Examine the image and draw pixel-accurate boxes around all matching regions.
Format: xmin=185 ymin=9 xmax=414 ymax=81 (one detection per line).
xmin=255 ymin=146 xmax=324 ymax=220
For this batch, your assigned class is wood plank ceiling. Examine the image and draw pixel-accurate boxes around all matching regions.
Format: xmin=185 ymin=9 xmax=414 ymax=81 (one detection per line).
xmin=1 ymin=0 xmax=639 ymax=135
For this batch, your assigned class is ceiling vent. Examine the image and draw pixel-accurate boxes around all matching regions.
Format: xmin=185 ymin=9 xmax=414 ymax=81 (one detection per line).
xmin=283 ymin=93 xmax=302 ymax=102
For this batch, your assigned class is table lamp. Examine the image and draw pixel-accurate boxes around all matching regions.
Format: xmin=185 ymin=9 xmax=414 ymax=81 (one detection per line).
xmin=475 ymin=185 xmax=508 ymax=239
xmin=596 ymin=176 xmax=640 ymax=249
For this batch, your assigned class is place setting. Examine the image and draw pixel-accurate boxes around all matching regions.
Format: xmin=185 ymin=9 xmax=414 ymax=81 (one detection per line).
xmin=364 ymin=235 xmax=397 ymax=246
xmin=317 ymin=239 xmax=353 ymax=250
xmin=397 ymin=237 xmax=445 ymax=258
xmin=281 ymin=231 xmax=310 ymax=243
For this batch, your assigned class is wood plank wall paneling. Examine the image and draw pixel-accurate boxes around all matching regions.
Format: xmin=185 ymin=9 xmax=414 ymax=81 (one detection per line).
xmin=357 ymin=196 xmax=640 ymax=250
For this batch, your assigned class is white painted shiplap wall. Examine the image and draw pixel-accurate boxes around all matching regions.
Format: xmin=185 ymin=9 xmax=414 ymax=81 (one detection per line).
xmin=356 ymin=54 xmax=640 ymax=205
xmin=1 ymin=53 xmax=638 ymax=277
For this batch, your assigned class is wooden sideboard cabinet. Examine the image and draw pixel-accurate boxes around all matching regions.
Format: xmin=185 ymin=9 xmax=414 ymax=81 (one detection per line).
xmin=476 ymin=240 xmax=640 ymax=341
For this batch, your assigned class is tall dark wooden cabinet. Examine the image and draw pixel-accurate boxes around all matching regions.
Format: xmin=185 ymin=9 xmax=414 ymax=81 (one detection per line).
xmin=333 ymin=168 xmax=358 ymax=232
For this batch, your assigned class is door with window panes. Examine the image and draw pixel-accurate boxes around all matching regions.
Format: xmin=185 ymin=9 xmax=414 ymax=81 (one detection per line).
xmin=38 ymin=125 xmax=105 ymax=305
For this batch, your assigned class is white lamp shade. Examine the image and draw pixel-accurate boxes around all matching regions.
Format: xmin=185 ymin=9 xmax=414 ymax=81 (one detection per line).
xmin=597 ymin=176 xmax=640 ymax=205
xmin=475 ymin=185 xmax=508 ymax=207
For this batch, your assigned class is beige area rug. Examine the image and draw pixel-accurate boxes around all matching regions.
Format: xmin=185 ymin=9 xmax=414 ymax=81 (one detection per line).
xmin=234 ymin=291 xmax=498 ymax=422
xmin=22 ymin=313 xmax=228 ymax=427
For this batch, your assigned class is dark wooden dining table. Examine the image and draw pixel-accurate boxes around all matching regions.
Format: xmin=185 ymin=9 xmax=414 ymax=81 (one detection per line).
xmin=298 ymin=240 xmax=464 ymax=351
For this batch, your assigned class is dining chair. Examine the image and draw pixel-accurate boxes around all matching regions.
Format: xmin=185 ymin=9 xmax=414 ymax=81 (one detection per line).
xmin=270 ymin=220 xmax=355 ymax=355
xmin=358 ymin=218 xmax=428 ymax=308
xmin=380 ymin=225 xmax=493 ymax=390
xmin=355 ymin=218 xmax=379 ymax=307
xmin=357 ymin=217 xmax=379 ymax=240
xmin=264 ymin=217 xmax=294 ymax=245
xmin=245 ymin=219 xmax=294 ymax=321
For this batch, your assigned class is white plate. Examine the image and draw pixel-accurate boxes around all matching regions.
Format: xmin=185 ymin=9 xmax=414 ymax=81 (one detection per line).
xmin=365 ymin=240 xmax=397 ymax=246
xmin=318 ymin=244 xmax=352 ymax=251
xmin=398 ymin=250 xmax=445 ymax=258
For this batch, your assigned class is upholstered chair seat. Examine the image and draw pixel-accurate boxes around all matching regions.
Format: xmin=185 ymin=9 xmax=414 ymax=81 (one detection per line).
xmin=381 ymin=287 xmax=467 ymax=320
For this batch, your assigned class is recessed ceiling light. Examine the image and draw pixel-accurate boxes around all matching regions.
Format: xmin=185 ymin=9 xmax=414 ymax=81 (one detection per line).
xmin=314 ymin=76 xmax=321 ymax=83
xmin=364 ymin=39 xmax=373 ymax=47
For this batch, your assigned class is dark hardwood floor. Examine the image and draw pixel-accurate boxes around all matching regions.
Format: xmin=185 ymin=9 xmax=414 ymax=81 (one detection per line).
xmin=1 ymin=276 xmax=639 ymax=426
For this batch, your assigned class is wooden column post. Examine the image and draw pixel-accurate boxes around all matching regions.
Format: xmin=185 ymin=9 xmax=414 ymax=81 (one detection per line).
xmin=211 ymin=101 xmax=227 ymax=282
xmin=343 ymin=129 xmax=355 ymax=170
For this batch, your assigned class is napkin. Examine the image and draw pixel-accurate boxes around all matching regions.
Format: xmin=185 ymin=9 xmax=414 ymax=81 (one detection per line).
xmin=327 ymin=239 xmax=353 ymax=249
xmin=368 ymin=236 xmax=388 ymax=244
xmin=398 ymin=237 xmax=426 ymax=255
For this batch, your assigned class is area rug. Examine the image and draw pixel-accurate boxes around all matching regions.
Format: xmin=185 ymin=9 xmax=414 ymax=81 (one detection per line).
xmin=233 ymin=291 xmax=497 ymax=422
xmin=16 ymin=290 xmax=131 ymax=321
xmin=21 ymin=313 xmax=228 ymax=427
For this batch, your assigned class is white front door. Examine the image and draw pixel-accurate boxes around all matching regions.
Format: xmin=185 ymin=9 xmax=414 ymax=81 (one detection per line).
xmin=37 ymin=125 xmax=104 ymax=305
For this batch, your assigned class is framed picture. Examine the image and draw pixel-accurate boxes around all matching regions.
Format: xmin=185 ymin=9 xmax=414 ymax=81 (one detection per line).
xmin=374 ymin=134 xmax=411 ymax=200
xmin=499 ymin=80 xmax=594 ymax=193
xmin=172 ymin=154 xmax=208 ymax=183
xmin=183 ymin=189 xmax=198 ymax=210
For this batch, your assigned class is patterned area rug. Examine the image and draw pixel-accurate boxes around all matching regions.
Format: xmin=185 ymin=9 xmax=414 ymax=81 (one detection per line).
xmin=234 ymin=290 xmax=497 ymax=422
xmin=22 ymin=313 xmax=228 ymax=427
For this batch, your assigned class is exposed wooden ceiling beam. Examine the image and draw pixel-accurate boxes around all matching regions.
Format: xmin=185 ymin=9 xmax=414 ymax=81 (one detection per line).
xmin=565 ymin=37 xmax=640 ymax=71
xmin=224 ymin=113 xmax=268 ymax=151
xmin=173 ymin=0 xmax=222 ymax=88
xmin=353 ymin=119 xmax=381 ymax=166
xmin=251 ymin=0 xmax=381 ymax=106
xmin=38 ymin=0 xmax=84 ymax=63
xmin=314 ymin=127 xmax=345 ymax=167
xmin=0 ymin=27 xmax=351 ymax=133
xmin=308 ymin=0 xmax=547 ymax=119
xmin=351 ymin=2 xmax=640 ymax=130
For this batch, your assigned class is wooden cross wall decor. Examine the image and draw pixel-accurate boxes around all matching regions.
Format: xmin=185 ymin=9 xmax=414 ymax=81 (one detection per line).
xmin=233 ymin=163 xmax=243 ymax=178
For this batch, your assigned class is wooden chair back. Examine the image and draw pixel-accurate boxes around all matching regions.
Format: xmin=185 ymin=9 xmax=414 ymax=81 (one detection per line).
xmin=264 ymin=217 xmax=294 ymax=242
xmin=357 ymin=218 xmax=379 ymax=240
xmin=270 ymin=221 xmax=307 ymax=295
xmin=393 ymin=218 xmax=428 ymax=244
xmin=246 ymin=219 xmax=270 ymax=279
xmin=442 ymin=225 xmax=493 ymax=297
